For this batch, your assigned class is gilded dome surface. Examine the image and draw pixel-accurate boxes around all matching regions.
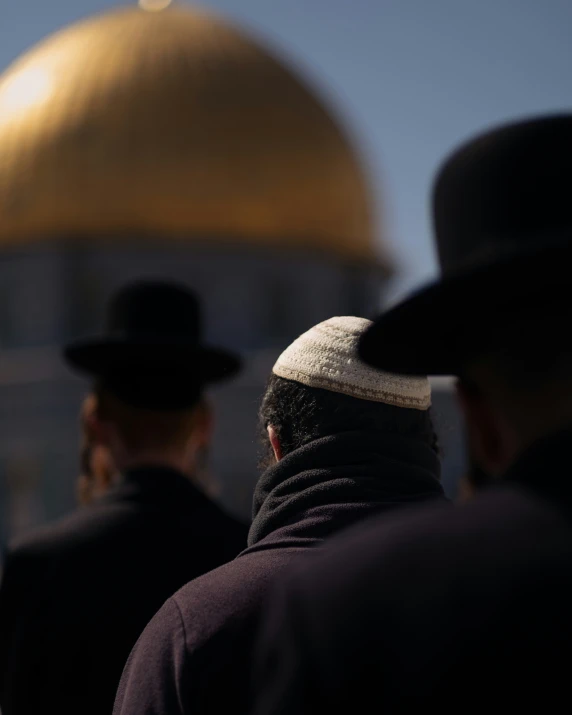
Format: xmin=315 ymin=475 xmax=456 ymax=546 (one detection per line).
xmin=0 ymin=5 xmax=384 ymax=264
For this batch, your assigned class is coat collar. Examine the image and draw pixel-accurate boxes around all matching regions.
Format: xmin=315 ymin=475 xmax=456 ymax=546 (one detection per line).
xmin=99 ymin=465 xmax=207 ymax=509
xmin=247 ymin=430 xmax=444 ymax=549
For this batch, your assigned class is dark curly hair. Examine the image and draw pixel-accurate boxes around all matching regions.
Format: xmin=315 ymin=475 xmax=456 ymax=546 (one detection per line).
xmin=259 ymin=374 xmax=440 ymax=467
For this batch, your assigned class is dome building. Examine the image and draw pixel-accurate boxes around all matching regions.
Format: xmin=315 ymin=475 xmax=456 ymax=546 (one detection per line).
xmin=0 ymin=3 xmax=393 ymax=538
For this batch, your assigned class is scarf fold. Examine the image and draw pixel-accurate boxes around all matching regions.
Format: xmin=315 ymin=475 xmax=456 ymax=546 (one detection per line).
xmin=248 ymin=430 xmax=444 ymax=547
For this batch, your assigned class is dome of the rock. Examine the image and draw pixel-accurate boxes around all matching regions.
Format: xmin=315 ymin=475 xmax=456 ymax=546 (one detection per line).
xmin=0 ymin=4 xmax=384 ymax=264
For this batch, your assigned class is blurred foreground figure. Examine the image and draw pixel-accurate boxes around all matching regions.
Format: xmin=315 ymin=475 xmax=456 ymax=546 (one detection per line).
xmin=0 ymin=281 xmax=248 ymax=715
xmin=76 ymin=394 xmax=119 ymax=506
xmin=252 ymin=116 xmax=572 ymax=713
xmin=113 ymin=317 xmax=444 ymax=715
xmin=458 ymin=451 xmax=492 ymax=502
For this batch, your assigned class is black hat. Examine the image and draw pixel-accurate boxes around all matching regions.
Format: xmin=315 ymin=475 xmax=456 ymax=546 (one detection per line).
xmin=64 ymin=281 xmax=242 ymax=409
xmin=359 ymin=114 xmax=572 ymax=376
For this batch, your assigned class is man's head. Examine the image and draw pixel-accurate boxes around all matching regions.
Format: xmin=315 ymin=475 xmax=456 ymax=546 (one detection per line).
xmin=260 ymin=374 xmax=439 ymax=466
xmin=357 ymin=115 xmax=572 ymax=479
xmin=259 ymin=317 xmax=436 ymax=466
xmin=64 ymin=280 xmax=242 ymax=479
xmin=85 ymin=384 xmax=213 ymax=475
xmin=456 ymin=312 xmax=572 ymax=477
xmin=76 ymin=394 xmax=118 ymax=506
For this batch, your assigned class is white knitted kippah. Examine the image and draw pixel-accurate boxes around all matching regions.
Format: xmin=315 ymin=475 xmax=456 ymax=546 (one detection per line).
xmin=272 ymin=316 xmax=431 ymax=410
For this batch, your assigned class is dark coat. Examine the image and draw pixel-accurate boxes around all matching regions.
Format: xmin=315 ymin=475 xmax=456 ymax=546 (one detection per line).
xmin=252 ymin=430 xmax=572 ymax=714
xmin=113 ymin=430 xmax=445 ymax=715
xmin=0 ymin=466 xmax=248 ymax=715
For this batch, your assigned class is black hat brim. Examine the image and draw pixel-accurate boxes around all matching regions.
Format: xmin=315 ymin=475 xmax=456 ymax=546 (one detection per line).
xmin=359 ymin=239 xmax=572 ymax=376
xmin=64 ymin=338 xmax=242 ymax=384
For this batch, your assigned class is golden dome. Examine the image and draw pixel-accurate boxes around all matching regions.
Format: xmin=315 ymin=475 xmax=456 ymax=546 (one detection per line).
xmin=0 ymin=4 xmax=384 ymax=264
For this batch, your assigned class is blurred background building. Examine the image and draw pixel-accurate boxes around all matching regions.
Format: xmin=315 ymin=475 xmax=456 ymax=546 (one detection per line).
xmin=0 ymin=3 xmax=405 ymax=543
xmin=11 ymin=0 xmax=566 ymax=542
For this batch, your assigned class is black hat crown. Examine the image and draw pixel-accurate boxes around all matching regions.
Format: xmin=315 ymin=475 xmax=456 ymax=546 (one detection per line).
xmin=107 ymin=281 xmax=202 ymax=343
xmin=359 ymin=113 xmax=572 ymax=376
xmin=433 ymin=114 xmax=572 ymax=277
xmin=64 ymin=280 xmax=241 ymax=407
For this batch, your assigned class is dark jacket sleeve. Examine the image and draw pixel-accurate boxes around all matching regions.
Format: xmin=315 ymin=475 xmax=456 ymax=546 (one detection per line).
xmin=114 ymin=597 xmax=189 ymax=715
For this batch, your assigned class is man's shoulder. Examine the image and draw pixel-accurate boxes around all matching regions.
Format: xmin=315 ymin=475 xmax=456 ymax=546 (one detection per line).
xmin=379 ymin=485 xmax=567 ymax=550
xmin=172 ymin=548 xmax=296 ymax=617
xmin=8 ymin=501 xmax=136 ymax=561
xmin=299 ymin=485 xmax=572 ymax=602
xmin=171 ymin=548 xmax=304 ymax=646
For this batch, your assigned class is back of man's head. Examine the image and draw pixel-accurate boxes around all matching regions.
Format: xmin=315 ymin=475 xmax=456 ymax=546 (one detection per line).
xmin=259 ymin=373 xmax=439 ymax=465
xmin=260 ymin=317 xmax=436 ymax=465
xmin=428 ymin=116 xmax=572 ymax=478
xmin=63 ymin=279 xmax=240 ymax=478
xmin=458 ymin=309 xmax=572 ymax=475
xmin=88 ymin=384 xmax=211 ymax=474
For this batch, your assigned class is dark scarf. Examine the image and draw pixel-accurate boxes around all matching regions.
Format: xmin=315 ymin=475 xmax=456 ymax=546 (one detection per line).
xmin=248 ymin=430 xmax=444 ymax=547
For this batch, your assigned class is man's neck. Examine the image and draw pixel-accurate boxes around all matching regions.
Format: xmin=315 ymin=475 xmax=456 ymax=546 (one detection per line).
xmin=118 ymin=451 xmax=189 ymax=475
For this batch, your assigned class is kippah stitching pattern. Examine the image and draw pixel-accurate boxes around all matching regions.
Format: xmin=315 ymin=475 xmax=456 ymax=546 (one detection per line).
xmin=273 ymin=364 xmax=430 ymax=408
xmin=272 ymin=316 xmax=431 ymax=410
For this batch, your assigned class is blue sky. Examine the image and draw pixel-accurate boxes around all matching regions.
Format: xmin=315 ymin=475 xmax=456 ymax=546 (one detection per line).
xmin=2 ymin=0 xmax=571 ymax=302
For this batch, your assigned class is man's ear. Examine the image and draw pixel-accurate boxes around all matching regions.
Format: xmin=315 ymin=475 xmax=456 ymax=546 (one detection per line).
xmin=85 ymin=408 xmax=112 ymax=448
xmin=193 ymin=400 xmax=214 ymax=449
xmin=267 ymin=425 xmax=283 ymax=462
xmin=456 ymin=378 xmax=506 ymax=476
xmin=93 ymin=446 xmax=118 ymax=491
